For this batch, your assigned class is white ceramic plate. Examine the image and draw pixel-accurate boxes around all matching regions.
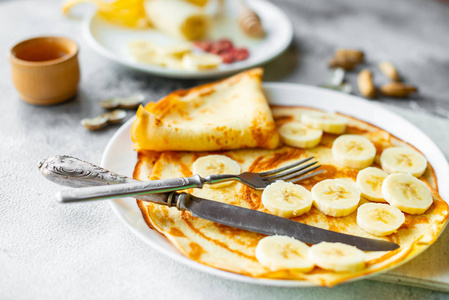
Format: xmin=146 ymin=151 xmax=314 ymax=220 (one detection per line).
xmin=83 ymin=0 xmax=293 ymax=79
xmin=102 ymin=83 xmax=449 ymax=287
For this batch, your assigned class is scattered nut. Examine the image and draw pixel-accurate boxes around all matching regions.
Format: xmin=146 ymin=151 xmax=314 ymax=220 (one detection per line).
xmin=379 ymin=62 xmax=401 ymax=81
xmin=320 ymin=68 xmax=352 ymax=94
xmin=102 ymin=109 xmax=127 ymax=124
xmin=320 ymin=83 xmax=353 ymax=94
xmin=380 ymin=82 xmax=418 ymax=98
xmin=99 ymin=98 xmax=120 ymax=109
xmin=358 ymin=69 xmax=376 ymax=98
xmin=324 ymin=49 xmax=416 ymax=99
xmin=81 ymin=110 xmax=127 ymax=130
xmin=326 ymin=68 xmax=345 ymax=86
xmin=81 ymin=115 xmax=109 ymax=131
xmin=99 ymin=94 xmax=144 ymax=110
xmin=328 ymin=57 xmax=358 ymax=71
xmin=339 ymin=83 xmax=353 ymax=94
xmin=119 ymin=94 xmax=145 ymax=109
xmin=335 ymin=49 xmax=365 ymax=64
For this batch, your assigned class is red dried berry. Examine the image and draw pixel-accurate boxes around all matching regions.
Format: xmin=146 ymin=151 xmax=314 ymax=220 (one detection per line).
xmin=217 ymin=38 xmax=234 ymax=50
xmin=194 ymin=41 xmax=212 ymax=52
xmin=195 ymin=38 xmax=249 ymax=64
xmin=218 ymin=38 xmax=232 ymax=44
xmin=209 ymin=45 xmax=220 ymax=54
xmin=229 ymin=48 xmax=239 ymax=55
xmin=234 ymin=48 xmax=249 ymax=61
xmin=209 ymin=46 xmax=222 ymax=55
xmin=210 ymin=41 xmax=232 ymax=55
xmin=220 ymin=53 xmax=235 ymax=64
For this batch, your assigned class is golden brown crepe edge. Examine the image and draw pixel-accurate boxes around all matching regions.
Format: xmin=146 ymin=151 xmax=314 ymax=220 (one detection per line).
xmin=131 ymin=68 xmax=280 ymax=152
xmin=134 ymin=106 xmax=449 ymax=287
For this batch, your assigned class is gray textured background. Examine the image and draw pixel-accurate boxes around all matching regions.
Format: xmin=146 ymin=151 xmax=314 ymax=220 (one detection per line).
xmin=1 ymin=0 xmax=449 ymax=299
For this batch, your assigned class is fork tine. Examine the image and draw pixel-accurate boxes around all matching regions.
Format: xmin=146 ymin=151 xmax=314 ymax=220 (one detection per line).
xmin=263 ymin=161 xmax=318 ymax=181
xmin=284 ymin=169 xmax=325 ymax=183
xmin=258 ymin=156 xmax=315 ymax=176
xmin=267 ymin=165 xmax=322 ymax=182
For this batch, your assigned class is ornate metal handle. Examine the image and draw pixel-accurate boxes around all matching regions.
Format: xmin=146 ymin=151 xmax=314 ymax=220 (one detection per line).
xmin=56 ymin=174 xmax=206 ymax=203
xmin=38 ymin=155 xmax=133 ymax=187
xmin=38 ymin=155 xmax=169 ymax=204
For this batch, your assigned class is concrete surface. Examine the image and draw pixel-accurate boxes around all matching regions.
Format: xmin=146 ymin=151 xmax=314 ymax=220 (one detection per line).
xmin=1 ymin=0 xmax=449 ymax=299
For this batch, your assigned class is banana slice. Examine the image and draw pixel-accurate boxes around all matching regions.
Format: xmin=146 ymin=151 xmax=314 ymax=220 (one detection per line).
xmin=255 ymin=235 xmax=315 ymax=273
xmin=156 ymin=43 xmax=192 ymax=57
xmin=278 ymin=122 xmax=323 ymax=149
xmin=301 ymin=111 xmax=347 ymax=134
xmin=308 ymin=242 xmax=366 ymax=272
xmin=357 ymin=203 xmax=405 ymax=236
xmin=380 ymin=146 xmax=427 ymax=177
xmin=311 ymin=179 xmax=361 ymax=217
xmin=332 ymin=134 xmax=376 ymax=169
xmin=261 ymin=181 xmax=313 ymax=218
xmin=356 ymin=167 xmax=389 ymax=202
xmin=130 ymin=41 xmax=193 ymax=69
xmin=132 ymin=51 xmax=183 ymax=69
xmin=162 ymin=55 xmax=185 ymax=70
xmin=192 ymin=155 xmax=241 ymax=188
xmin=182 ymin=53 xmax=222 ymax=71
xmin=382 ymin=173 xmax=433 ymax=214
xmin=129 ymin=41 xmax=158 ymax=56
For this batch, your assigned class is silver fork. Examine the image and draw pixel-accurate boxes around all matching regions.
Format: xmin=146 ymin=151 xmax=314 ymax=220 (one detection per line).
xmin=55 ymin=156 xmax=324 ymax=203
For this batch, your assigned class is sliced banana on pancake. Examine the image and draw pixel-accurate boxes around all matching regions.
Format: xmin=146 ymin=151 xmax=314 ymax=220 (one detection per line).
xmin=380 ymin=146 xmax=427 ymax=177
xmin=192 ymin=155 xmax=241 ymax=188
xmin=308 ymin=242 xmax=366 ymax=272
xmin=261 ymin=181 xmax=313 ymax=218
xmin=301 ymin=111 xmax=347 ymax=134
xmin=255 ymin=236 xmax=315 ymax=273
xmin=278 ymin=122 xmax=323 ymax=149
xmin=356 ymin=167 xmax=389 ymax=202
xmin=311 ymin=179 xmax=361 ymax=217
xmin=357 ymin=203 xmax=405 ymax=236
xmin=382 ymin=173 xmax=433 ymax=214
xmin=332 ymin=134 xmax=376 ymax=169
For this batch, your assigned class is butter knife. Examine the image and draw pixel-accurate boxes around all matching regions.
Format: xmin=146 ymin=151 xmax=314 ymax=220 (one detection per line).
xmin=39 ymin=155 xmax=399 ymax=251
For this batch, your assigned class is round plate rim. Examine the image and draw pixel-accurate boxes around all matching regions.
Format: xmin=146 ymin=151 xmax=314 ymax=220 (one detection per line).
xmin=102 ymin=82 xmax=449 ymax=287
xmin=82 ymin=0 xmax=294 ymax=79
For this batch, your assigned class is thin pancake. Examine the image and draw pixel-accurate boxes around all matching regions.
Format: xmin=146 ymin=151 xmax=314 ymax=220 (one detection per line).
xmin=131 ymin=68 xmax=279 ymax=152
xmin=135 ymin=106 xmax=448 ymax=287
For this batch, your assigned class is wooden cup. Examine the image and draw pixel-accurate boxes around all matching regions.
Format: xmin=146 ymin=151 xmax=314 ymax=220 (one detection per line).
xmin=9 ymin=36 xmax=80 ymax=105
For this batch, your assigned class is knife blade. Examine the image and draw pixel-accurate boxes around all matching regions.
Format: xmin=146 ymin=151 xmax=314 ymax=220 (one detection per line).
xmin=39 ymin=156 xmax=399 ymax=252
xmin=173 ymin=193 xmax=399 ymax=252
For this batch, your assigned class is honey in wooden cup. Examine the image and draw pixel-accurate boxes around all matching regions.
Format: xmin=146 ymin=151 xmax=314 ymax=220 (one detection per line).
xmin=9 ymin=36 xmax=80 ymax=105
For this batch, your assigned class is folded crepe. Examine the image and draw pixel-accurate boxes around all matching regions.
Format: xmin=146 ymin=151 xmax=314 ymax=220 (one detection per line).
xmin=131 ymin=68 xmax=280 ymax=152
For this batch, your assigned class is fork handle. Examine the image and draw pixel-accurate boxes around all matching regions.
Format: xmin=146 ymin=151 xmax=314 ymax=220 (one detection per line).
xmin=204 ymin=174 xmax=238 ymax=184
xmin=56 ymin=175 xmax=207 ymax=203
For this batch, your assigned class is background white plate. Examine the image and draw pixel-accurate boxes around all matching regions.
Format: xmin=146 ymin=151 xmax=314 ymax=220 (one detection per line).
xmin=101 ymin=83 xmax=449 ymax=287
xmin=84 ymin=0 xmax=293 ymax=79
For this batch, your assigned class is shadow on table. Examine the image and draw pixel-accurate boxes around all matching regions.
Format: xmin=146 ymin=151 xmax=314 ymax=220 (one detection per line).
xmin=374 ymin=93 xmax=449 ymax=119
xmin=263 ymin=41 xmax=301 ymax=82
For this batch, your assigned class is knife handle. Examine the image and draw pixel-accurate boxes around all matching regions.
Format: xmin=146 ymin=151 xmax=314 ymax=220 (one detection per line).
xmin=55 ymin=174 xmax=205 ymax=203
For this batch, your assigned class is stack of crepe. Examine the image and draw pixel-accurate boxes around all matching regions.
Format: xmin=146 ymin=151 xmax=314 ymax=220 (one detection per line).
xmin=131 ymin=68 xmax=279 ymax=152
xmin=131 ymin=68 xmax=448 ymax=286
